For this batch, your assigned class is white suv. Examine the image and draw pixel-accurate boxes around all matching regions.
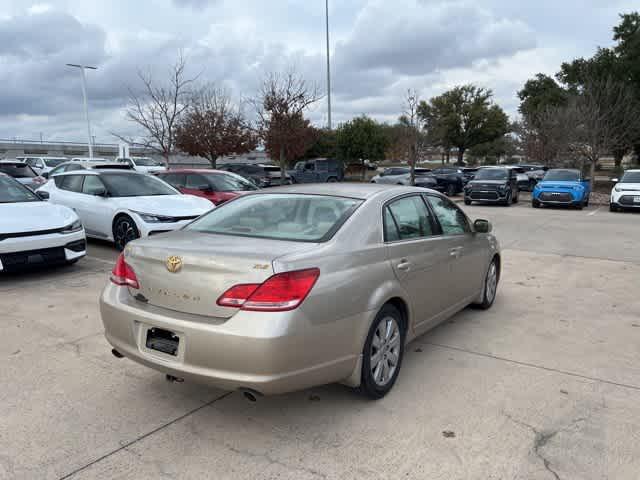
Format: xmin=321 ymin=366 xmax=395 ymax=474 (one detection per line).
xmin=610 ymin=169 xmax=640 ymax=212
xmin=18 ymin=156 xmax=68 ymax=175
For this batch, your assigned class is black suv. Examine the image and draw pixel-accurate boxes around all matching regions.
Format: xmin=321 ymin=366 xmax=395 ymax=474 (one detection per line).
xmin=464 ymin=167 xmax=519 ymax=206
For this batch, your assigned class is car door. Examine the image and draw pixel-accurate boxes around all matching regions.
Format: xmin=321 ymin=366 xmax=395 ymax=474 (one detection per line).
xmin=425 ymin=194 xmax=486 ymax=302
xmin=384 ymin=194 xmax=457 ymax=331
xmin=51 ymin=173 xmax=84 ymax=211
xmin=78 ymin=175 xmax=111 ymax=237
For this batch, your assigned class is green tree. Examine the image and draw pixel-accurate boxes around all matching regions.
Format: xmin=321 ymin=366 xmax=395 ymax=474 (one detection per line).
xmin=336 ymin=116 xmax=388 ymax=179
xmin=518 ymin=74 xmax=568 ymax=122
xmin=304 ymin=128 xmax=337 ymax=159
xmin=418 ymin=85 xmax=509 ymax=165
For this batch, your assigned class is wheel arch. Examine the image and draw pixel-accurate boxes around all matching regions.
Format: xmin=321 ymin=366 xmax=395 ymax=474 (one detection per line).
xmin=111 ymin=211 xmax=140 ymax=241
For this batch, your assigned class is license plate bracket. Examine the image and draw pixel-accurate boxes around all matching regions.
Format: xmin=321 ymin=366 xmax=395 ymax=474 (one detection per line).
xmin=145 ymin=328 xmax=179 ymax=356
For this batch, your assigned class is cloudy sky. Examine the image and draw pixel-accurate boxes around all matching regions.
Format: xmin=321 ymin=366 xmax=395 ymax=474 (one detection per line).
xmin=0 ymin=0 xmax=631 ymax=144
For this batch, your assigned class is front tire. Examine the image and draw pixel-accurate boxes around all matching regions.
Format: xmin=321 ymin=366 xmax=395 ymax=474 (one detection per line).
xmin=446 ymin=183 xmax=457 ymax=197
xmin=503 ymin=190 xmax=512 ymax=206
xmin=359 ymin=305 xmax=405 ymax=399
xmin=327 ymin=177 xmax=338 ymax=183
xmin=610 ymin=203 xmax=618 ymax=212
xmin=532 ymin=199 xmax=540 ymax=208
xmin=464 ymin=197 xmax=472 ymax=205
xmin=473 ymin=257 xmax=499 ymax=310
xmin=513 ymin=190 xmax=519 ymax=204
xmin=113 ymin=215 xmax=140 ymax=251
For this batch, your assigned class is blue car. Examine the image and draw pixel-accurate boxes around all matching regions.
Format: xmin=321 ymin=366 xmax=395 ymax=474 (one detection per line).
xmin=532 ymin=169 xmax=591 ymax=209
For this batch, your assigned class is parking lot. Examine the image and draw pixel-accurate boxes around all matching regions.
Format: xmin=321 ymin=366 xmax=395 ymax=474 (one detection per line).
xmin=2 ymin=201 xmax=640 ymax=480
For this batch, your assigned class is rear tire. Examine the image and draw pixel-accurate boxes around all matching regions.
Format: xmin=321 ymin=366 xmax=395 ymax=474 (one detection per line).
xmin=327 ymin=177 xmax=338 ymax=183
xmin=472 ymin=257 xmax=499 ymax=310
xmin=113 ymin=215 xmax=140 ymax=251
xmin=359 ymin=305 xmax=405 ymax=400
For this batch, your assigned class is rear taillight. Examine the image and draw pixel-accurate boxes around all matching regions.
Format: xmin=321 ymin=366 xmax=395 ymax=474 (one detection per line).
xmin=110 ymin=253 xmax=139 ymax=289
xmin=217 ymin=268 xmax=320 ymax=312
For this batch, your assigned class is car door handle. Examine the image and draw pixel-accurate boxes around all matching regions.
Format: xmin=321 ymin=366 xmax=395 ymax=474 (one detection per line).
xmin=397 ymin=259 xmax=411 ymax=271
xmin=449 ymin=247 xmax=463 ymax=258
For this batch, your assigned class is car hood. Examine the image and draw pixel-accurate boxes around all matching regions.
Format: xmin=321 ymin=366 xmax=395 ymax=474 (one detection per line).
xmin=614 ymin=182 xmax=640 ymax=192
xmin=112 ymin=195 xmax=213 ymax=216
xmin=468 ymin=180 xmax=507 ymax=186
xmin=0 ymin=202 xmax=78 ymax=234
xmin=537 ymin=180 xmax=581 ymax=189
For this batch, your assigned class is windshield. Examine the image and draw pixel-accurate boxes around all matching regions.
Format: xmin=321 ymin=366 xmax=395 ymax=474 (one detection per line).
xmin=133 ymin=158 xmax=161 ymax=166
xmin=475 ymin=169 xmax=508 ymax=180
xmin=44 ymin=158 xmax=67 ymax=167
xmin=0 ymin=163 xmax=37 ymax=178
xmin=187 ymin=194 xmax=362 ymax=242
xmin=203 ymin=173 xmax=258 ymax=192
xmin=544 ymin=170 xmax=579 ymax=181
xmin=100 ymin=173 xmax=179 ymax=197
xmin=621 ymin=171 xmax=640 ymax=183
xmin=0 ymin=176 xmax=39 ymax=203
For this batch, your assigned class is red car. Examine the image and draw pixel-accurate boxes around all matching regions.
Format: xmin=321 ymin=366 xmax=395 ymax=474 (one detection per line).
xmin=154 ymin=169 xmax=259 ymax=205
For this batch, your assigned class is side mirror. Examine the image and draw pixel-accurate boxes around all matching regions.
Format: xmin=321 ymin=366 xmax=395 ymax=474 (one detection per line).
xmin=36 ymin=191 xmax=50 ymax=201
xmin=94 ymin=187 xmax=108 ymax=197
xmin=474 ymin=219 xmax=492 ymax=233
xmin=41 ymin=172 xmax=49 ymax=179
xmin=612 ymin=178 xmax=619 ymax=183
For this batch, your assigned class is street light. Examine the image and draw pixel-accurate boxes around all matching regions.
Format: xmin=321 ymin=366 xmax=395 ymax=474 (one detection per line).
xmin=66 ymin=63 xmax=97 ymax=159
xmin=325 ymin=0 xmax=332 ymax=130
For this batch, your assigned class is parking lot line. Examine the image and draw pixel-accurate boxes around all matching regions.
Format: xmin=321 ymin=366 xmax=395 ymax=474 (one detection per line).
xmin=422 ymin=341 xmax=640 ymax=393
xmin=58 ymin=391 xmax=232 ymax=480
xmin=587 ymin=207 xmax=601 ymax=216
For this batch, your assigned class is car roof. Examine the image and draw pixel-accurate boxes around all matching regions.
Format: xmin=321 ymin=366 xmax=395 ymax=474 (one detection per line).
xmin=263 ymin=182 xmax=431 ymax=200
xmin=624 ymin=169 xmax=640 ymax=173
xmin=548 ymin=168 xmax=579 ymax=172
xmin=158 ymin=169 xmax=228 ymax=174
xmin=54 ymin=169 xmax=144 ymax=177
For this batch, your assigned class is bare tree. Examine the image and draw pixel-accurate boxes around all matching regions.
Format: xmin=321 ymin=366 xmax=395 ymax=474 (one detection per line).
xmin=568 ymin=75 xmax=640 ymax=183
xmin=176 ymin=85 xmax=256 ymax=168
xmin=402 ymin=89 xmax=420 ymax=185
xmin=115 ymin=53 xmax=196 ymax=167
xmin=253 ymin=71 xmax=322 ymax=177
xmin=516 ymin=105 xmax=576 ymax=166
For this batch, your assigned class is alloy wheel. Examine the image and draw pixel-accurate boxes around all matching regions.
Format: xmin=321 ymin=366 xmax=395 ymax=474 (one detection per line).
xmin=370 ymin=316 xmax=401 ymax=387
xmin=485 ymin=262 xmax=498 ymax=304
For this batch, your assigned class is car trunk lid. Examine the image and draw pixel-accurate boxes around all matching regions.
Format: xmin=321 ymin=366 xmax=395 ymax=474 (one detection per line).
xmin=124 ymin=231 xmax=315 ymax=318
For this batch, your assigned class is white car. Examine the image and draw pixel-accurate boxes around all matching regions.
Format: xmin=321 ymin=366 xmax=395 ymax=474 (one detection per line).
xmin=610 ymin=169 xmax=640 ymax=212
xmin=0 ymin=160 xmax=47 ymax=190
xmin=38 ymin=170 xmax=213 ymax=250
xmin=0 ymin=173 xmax=85 ymax=272
xmin=115 ymin=157 xmax=166 ymax=173
xmin=44 ymin=160 xmax=132 ymax=179
xmin=18 ymin=156 xmax=69 ymax=176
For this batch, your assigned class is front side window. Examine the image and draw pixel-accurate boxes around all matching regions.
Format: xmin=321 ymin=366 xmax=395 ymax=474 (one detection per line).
xmin=427 ymin=195 xmax=470 ymax=235
xmin=385 ymin=195 xmax=434 ymax=241
xmin=186 ymin=174 xmax=209 ymax=190
xmin=159 ymin=173 xmax=186 ymax=189
xmin=203 ymin=173 xmax=258 ymax=192
xmin=0 ymin=164 xmax=37 ymax=178
xmin=187 ymin=194 xmax=362 ymax=242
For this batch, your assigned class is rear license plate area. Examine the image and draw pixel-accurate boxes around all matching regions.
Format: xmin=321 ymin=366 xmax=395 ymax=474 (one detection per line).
xmin=145 ymin=328 xmax=179 ymax=356
xmin=634 ymin=196 xmax=640 ymax=203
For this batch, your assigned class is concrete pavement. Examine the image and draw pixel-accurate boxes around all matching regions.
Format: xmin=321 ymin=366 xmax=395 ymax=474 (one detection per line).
xmin=1 ymin=203 xmax=639 ymax=479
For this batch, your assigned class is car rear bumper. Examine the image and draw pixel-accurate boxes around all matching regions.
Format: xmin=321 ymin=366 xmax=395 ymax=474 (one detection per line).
xmin=0 ymin=229 xmax=86 ymax=271
xmin=100 ymin=284 xmax=369 ymax=395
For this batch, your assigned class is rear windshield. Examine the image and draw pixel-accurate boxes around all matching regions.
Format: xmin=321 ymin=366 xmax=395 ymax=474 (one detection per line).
xmin=475 ymin=169 xmax=508 ymax=180
xmin=187 ymin=194 xmax=362 ymax=242
xmin=0 ymin=163 xmax=37 ymax=178
xmin=0 ymin=176 xmax=39 ymax=203
xmin=544 ymin=170 xmax=579 ymax=181
xmin=133 ymin=158 xmax=162 ymax=166
xmin=621 ymin=171 xmax=640 ymax=183
xmin=44 ymin=158 xmax=67 ymax=167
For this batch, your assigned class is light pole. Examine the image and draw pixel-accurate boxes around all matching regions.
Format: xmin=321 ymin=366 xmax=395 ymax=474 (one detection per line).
xmin=66 ymin=63 xmax=97 ymax=159
xmin=325 ymin=0 xmax=332 ymax=130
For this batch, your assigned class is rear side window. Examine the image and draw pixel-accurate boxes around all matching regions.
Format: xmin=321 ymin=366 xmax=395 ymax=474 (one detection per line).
xmin=59 ymin=175 xmax=84 ymax=192
xmin=385 ymin=195 xmax=434 ymax=241
xmin=186 ymin=174 xmax=209 ymax=190
xmin=316 ymin=161 xmax=328 ymax=172
xmin=82 ymin=176 xmax=106 ymax=195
